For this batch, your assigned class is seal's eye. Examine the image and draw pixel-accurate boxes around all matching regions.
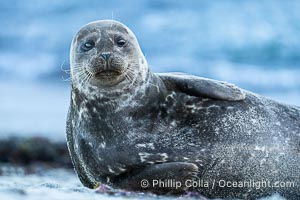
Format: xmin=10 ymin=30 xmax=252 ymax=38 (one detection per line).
xmin=116 ymin=38 xmax=126 ymax=47
xmin=81 ymin=40 xmax=95 ymax=51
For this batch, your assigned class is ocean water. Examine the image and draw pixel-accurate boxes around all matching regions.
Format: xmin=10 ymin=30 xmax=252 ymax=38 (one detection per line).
xmin=0 ymin=1 xmax=299 ymax=199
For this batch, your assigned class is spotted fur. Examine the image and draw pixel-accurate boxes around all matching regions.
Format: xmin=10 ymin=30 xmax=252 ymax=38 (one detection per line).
xmin=66 ymin=20 xmax=300 ymax=199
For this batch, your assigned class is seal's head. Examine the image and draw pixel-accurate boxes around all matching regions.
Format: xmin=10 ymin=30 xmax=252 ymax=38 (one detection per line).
xmin=70 ymin=20 xmax=147 ymax=89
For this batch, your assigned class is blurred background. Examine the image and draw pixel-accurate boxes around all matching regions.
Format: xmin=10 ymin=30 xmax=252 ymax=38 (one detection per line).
xmin=1 ymin=0 xmax=300 ymax=140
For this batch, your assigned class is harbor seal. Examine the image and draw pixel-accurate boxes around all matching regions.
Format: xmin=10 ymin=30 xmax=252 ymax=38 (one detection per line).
xmin=66 ymin=20 xmax=300 ymax=199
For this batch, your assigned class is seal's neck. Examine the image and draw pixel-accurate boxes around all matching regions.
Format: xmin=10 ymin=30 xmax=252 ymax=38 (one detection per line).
xmin=71 ymin=68 xmax=167 ymax=113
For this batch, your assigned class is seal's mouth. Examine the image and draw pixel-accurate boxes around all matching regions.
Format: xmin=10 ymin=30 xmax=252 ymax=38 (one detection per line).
xmin=84 ymin=64 xmax=129 ymax=86
xmin=94 ymin=70 xmax=123 ymax=78
xmin=91 ymin=64 xmax=129 ymax=79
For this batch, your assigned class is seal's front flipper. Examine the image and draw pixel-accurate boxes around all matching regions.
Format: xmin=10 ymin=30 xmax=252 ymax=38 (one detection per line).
xmin=157 ymin=72 xmax=246 ymax=101
xmin=113 ymin=162 xmax=199 ymax=194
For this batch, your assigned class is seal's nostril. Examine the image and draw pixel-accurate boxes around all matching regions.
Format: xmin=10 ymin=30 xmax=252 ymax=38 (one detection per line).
xmin=101 ymin=52 xmax=111 ymax=61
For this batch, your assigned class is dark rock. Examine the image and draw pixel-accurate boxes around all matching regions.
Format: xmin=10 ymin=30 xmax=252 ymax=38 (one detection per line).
xmin=0 ymin=137 xmax=72 ymax=168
